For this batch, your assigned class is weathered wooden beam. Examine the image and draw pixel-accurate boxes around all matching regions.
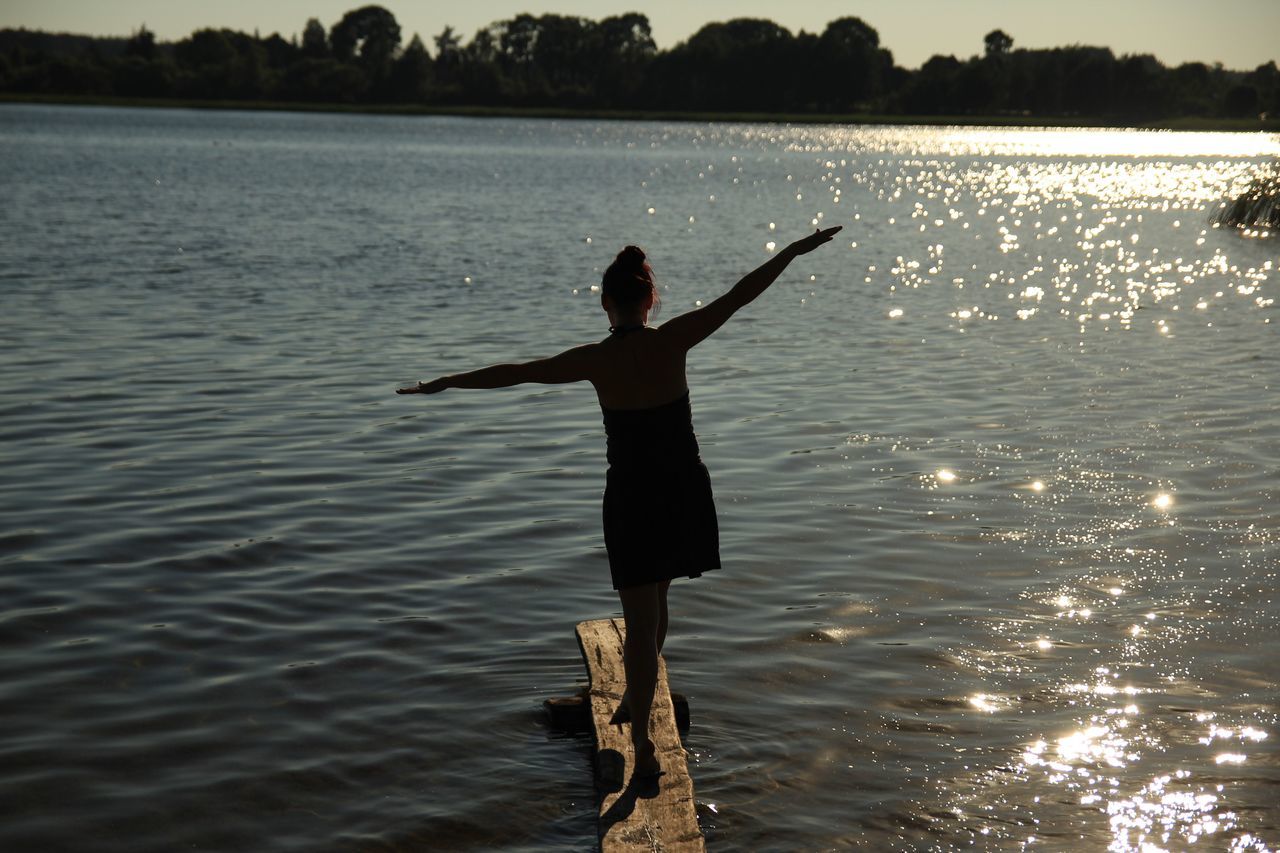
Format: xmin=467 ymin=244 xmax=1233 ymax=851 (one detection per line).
xmin=574 ymin=618 xmax=705 ymax=852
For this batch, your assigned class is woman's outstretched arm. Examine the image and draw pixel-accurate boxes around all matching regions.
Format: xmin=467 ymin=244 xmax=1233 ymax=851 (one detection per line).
xmin=397 ymin=343 xmax=598 ymax=394
xmin=659 ymin=226 xmax=841 ymax=351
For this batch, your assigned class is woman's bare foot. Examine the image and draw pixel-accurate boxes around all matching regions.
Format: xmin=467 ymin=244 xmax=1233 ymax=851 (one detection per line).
xmin=632 ymin=738 xmax=663 ymax=778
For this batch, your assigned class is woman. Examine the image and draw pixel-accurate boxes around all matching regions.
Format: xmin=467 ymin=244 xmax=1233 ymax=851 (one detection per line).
xmin=398 ymin=226 xmax=841 ymax=778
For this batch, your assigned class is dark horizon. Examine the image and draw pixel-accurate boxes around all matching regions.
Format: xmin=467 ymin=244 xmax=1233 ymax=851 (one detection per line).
xmin=2 ymin=6 xmax=1278 ymax=124
xmin=4 ymin=0 xmax=1278 ymax=73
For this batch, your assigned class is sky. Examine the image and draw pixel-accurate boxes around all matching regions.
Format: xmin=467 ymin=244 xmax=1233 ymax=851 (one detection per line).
xmin=4 ymin=0 xmax=1278 ymax=71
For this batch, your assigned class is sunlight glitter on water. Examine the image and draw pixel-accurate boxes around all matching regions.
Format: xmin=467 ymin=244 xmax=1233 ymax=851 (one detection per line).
xmin=931 ymin=419 xmax=1276 ymax=852
xmin=1016 ymin=706 xmax=1275 ymax=851
xmin=782 ymin=125 xmax=1280 ymax=159
xmin=803 ymin=150 xmax=1278 ymax=338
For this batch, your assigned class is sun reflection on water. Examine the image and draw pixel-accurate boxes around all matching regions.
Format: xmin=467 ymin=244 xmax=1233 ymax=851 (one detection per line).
xmin=702 ymin=127 xmax=1278 ymax=341
xmin=919 ymin=441 xmax=1276 ymax=850
xmin=1013 ymin=699 xmax=1274 ymax=850
xmin=633 ymin=122 xmax=1276 ymax=849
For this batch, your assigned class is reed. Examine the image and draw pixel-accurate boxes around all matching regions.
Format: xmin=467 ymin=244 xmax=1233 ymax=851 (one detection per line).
xmin=1214 ymin=166 xmax=1280 ymax=235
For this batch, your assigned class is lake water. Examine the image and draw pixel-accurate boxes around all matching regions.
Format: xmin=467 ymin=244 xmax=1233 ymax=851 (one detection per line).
xmin=1 ymin=104 xmax=1277 ymax=851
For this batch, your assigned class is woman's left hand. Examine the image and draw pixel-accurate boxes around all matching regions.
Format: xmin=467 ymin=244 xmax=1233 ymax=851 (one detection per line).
xmin=397 ymin=378 xmax=448 ymax=394
xmin=789 ymin=226 xmax=842 ymax=255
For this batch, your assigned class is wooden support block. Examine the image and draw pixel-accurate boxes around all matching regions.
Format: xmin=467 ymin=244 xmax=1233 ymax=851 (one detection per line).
xmin=544 ymin=691 xmax=690 ymax=734
xmin=575 ymin=618 xmax=705 ymax=852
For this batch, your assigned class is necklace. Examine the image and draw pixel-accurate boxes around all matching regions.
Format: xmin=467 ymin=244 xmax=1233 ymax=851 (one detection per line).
xmin=609 ymin=323 xmax=647 ymax=334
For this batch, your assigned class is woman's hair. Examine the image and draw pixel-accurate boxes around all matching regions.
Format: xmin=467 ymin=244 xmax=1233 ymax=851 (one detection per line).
xmin=602 ymin=245 xmax=660 ymax=315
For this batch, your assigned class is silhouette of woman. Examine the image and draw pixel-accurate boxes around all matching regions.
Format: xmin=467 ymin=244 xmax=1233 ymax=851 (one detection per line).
xmin=398 ymin=226 xmax=841 ymax=778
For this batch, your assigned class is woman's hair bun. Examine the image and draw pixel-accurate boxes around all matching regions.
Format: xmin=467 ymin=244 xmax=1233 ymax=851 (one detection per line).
xmin=617 ymin=245 xmax=646 ymax=269
xmin=601 ymin=243 xmax=660 ymax=314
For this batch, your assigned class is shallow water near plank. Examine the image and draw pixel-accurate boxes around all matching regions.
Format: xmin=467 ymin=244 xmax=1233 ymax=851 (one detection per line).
xmin=1 ymin=104 xmax=1277 ymax=851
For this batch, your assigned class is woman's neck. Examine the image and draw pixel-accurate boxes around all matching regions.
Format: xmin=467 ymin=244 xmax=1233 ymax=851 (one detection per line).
xmin=609 ymin=314 xmax=647 ymax=331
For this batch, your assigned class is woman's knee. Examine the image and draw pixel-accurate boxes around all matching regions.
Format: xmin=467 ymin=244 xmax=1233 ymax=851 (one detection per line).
xmin=623 ymin=618 xmax=660 ymax=654
xmin=619 ymin=582 xmax=659 ymax=617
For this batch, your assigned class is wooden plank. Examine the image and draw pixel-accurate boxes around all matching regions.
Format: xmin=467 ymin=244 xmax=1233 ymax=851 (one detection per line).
xmin=575 ymin=618 xmax=705 ymax=852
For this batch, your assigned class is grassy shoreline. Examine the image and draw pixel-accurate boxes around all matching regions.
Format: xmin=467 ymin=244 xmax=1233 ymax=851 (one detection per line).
xmin=2 ymin=92 xmax=1278 ymax=132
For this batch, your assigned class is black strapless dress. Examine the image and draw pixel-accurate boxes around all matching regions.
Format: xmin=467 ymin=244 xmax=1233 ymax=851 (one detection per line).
xmin=601 ymin=391 xmax=721 ymax=590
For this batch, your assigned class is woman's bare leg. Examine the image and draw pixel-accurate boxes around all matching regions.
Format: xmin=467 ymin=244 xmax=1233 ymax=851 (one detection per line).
xmin=618 ymin=581 xmax=662 ymax=777
xmin=613 ymin=579 xmax=673 ymax=728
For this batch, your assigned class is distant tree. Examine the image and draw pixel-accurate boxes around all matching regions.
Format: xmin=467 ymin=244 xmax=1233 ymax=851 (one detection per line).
xmin=598 ymin=13 xmax=655 ymax=61
xmin=1113 ymin=53 xmax=1171 ymax=118
xmin=451 ymin=28 xmax=499 ymax=103
xmin=464 ymin=28 xmax=497 ymax=66
xmin=174 ymin=29 xmax=236 ymax=70
xmin=301 ymin=18 xmax=328 ymax=58
xmin=389 ymin=33 xmax=432 ymax=101
xmin=826 ymin=15 xmax=879 ymax=48
xmin=495 ymin=13 xmax=538 ymax=68
xmin=1172 ymin=61 xmax=1213 ymax=114
xmin=1061 ymin=46 xmax=1116 ymax=114
xmin=687 ymin=18 xmax=793 ymax=56
xmin=329 ymin=5 xmax=401 ymax=99
xmin=979 ymin=47 xmax=1048 ymax=114
xmin=976 ymin=30 xmax=1014 ymax=111
xmin=984 ymin=29 xmax=1013 ymax=58
xmin=433 ymin=26 xmax=461 ymax=60
xmin=114 ymin=55 xmax=174 ymax=97
xmin=595 ymin=13 xmax=655 ymax=106
xmin=118 ymin=25 xmax=174 ymax=98
xmin=656 ymin=18 xmax=796 ymax=111
xmin=531 ymin=14 xmax=597 ymax=96
xmin=1174 ymin=61 xmax=1210 ymax=90
xmin=1243 ymin=60 xmax=1278 ymax=115
xmin=225 ymin=36 xmax=267 ymax=99
xmin=432 ymin=25 xmax=463 ymax=88
xmin=173 ymin=28 xmax=265 ymax=99
xmin=23 ymin=54 xmax=110 ymax=95
xmin=125 ymin=25 xmax=157 ymax=61
xmin=330 ymin=6 xmax=400 ymax=70
xmin=476 ymin=13 xmax=604 ymax=104
xmin=1223 ymin=84 xmax=1259 ymax=117
xmin=260 ymin=33 xmax=297 ymax=70
xmin=956 ymin=59 xmax=999 ymax=112
xmin=277 ymin=57 xmax=367 ymax=101
xmin=898 ymin=54 xmax=961 ymax=114
xmin=816 ymin=17 xmax=891 ymax=107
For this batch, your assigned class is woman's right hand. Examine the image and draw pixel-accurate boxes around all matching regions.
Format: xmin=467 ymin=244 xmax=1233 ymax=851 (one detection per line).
xmin=788 ymin=226 xmax=842 ymax=255
xmin=396 ymin=378 xmax=449 ymax=394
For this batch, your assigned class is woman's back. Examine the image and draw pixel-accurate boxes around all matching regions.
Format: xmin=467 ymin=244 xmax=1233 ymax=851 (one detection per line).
xmin=591 ymin=326 xmax=689 ymax=411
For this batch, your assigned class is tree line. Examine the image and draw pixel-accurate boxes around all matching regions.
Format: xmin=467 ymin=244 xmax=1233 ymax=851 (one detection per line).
xmin=1 ymin=5 xmax=1276 ymax=120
